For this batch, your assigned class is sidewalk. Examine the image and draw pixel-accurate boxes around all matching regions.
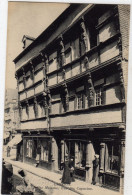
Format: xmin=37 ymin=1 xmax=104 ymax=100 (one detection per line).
xmin=5 ymin=157 xmax=121 ymax=195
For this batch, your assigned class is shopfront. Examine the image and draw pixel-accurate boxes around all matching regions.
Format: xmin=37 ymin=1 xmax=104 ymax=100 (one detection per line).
xmin=56 ymin=128 xmax=122 ymax=190
xmin=23 ymin=135 xmax=53 ymax=170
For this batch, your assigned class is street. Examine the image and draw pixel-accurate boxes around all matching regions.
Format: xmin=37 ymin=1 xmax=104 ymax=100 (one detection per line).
xmin=11 ymin=165 xmax=78 ymax=195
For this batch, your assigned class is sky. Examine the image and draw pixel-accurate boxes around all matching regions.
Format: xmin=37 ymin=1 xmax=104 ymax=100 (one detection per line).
xmin=5 ymin=2 xmax=69 ymax=89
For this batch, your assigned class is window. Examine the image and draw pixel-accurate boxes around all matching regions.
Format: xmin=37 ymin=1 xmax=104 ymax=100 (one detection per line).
xmin=77 ymin=93 xmax=85 ymax=109
xmin=41 ymin=140 xmax=49 ymax=162
xmin=48 ymin=51 xmax=58 ymax=73
xmin=5 ymin=108 xmax=10 ymax=113
xmin=65 ymin=42 xmax=72 ymax=64
xmin=75 ymin=142 xmax=86 ymax=168
xmin=38 ymin=102 xmax=45 ymax=118
xmin=71 ymin=37 xmax=80 ymax=60
xmin=106 ymin=143 xmax=120 ymax=174
xmin=26 ymin=70 xmax=34 ymax=88
xmin=95 ymin=88 xmax=103 ymax=106
xmin=22 ymin=106 xmax=28 ymax=120
xmin=29 ymin=104 xmax=35 ymax=119
xmin=26 ymin=140 xmax=33 ymax=158
xmin=75 ymin=91 xmax=86 ymax=110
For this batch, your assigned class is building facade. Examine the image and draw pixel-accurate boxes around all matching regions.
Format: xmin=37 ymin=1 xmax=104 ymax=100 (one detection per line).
xmin=4 ymin=89 xmax=20 ymax=144
xmin=13 ymin=4 xmax=130 ymax=192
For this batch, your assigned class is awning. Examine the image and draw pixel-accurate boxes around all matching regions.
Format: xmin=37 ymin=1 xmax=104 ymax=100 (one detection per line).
xmin=7 ymin=134 xmax=22 ymax=147
xmin=3 ymin=133 xmax=10 ymax=139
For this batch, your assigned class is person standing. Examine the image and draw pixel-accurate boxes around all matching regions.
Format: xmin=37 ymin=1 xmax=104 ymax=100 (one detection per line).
xmin=7 ymin=146 xmax=11 ymax=157
xmin=92 ymin=154 xmax=99 ymax=185
xmin=69 ymin=157 xmax=75 ymax=182
xmin=61 ymin=155 xmax=71 ymax=184
xmin=35 ymin=144 xmax=41 ymax=167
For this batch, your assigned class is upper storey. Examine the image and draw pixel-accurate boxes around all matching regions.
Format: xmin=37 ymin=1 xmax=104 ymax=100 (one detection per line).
xmin=14 ymin=4 xmax=121 ymax=71
xmin=14 ymin=4 xmax=130 ymax=107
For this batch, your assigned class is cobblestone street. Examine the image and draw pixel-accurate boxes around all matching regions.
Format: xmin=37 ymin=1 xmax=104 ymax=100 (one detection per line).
xmin=12 ymin=167 xmax=46 ymax=195
xmin=4 ymin=157 xmax=120 ymax=195
xmin=12 ymin=165 xmax=78 ymax=195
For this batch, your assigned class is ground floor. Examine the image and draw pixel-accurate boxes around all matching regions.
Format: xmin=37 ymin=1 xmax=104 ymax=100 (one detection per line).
xmin=17 ymin=125 xmax=125 ymax=193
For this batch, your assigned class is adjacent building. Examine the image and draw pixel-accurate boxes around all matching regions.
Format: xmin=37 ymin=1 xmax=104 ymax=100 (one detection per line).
xmin=13 ymin=4 xmax=130 ymax=192
xmin=4 ymin=89 xmax=20 ymax=144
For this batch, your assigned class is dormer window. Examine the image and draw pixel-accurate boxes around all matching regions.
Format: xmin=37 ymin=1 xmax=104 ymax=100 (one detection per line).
xmin=22 ymin=35 xmax=35 ymax=49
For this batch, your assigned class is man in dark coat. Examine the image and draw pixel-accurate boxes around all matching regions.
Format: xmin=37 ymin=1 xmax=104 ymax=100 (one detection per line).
xmin=92 ymin=154 xmax=99 ymax=185
xmin=69 ymin=157 xmax=75 ymax=182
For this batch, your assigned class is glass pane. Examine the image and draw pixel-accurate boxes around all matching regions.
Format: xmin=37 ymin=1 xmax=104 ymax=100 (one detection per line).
xmin=107 ymin=143 xmax=119 ymax=174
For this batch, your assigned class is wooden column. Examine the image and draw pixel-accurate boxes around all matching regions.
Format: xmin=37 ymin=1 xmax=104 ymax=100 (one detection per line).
xmin=23 ymin=138 xmax=26 ymax=162
xmin=86 ymin=141 xmax=93 ymax=182
xmin=75 ymin=142 xmax=79 ymax=166
xmin=86 ymin=141 xmax=92 ymax=168
xmin=119 ymin=127 xmax=125 ymax=194
xmin=59 ymin=35 xmax=66 ymax=81
xmin=51 ymin=137 xmax=58 ymax=171
xmin=41 ymin=52 xmax=51 ymax=133
xmin=15 ymin=72 xmax=19 ymax=91
xmin=59 ymin=35 xmax=65 ymax=67
xmin=30 ymin=61 xmax=35 ymax=84
xmin=19 ymin=103 xmax=22 ymax=121
xmin=80 ymin=17 xmax=88 ymax=55
xmin=61 ymin=140 xmax=65 ymax=164
xmin=84 ymin=56 xmax=89 ymax=70
xmin=64 ymin=141 xmax=68 ymax=159
xmin=117 ymin=61 xmax=125 ymax=102
xmin=87 ymin=72 xmax=94 ymax=107
xmin=100 ymin=143 xmax=105 ymax=172
xmin=120 ymin=140 xmax=125 ymax=175
xmin=25 ymin=100 xmax=29 ymax=119
xmin=34 ymin=96 xmax=38 ymax=118
xmin=40 ymin=53 xmax=47 ymax=90
xmin=62 ymin=82 xmax=69 ymax=111
xmin=22 ymin=67 xmax=26 ymax=89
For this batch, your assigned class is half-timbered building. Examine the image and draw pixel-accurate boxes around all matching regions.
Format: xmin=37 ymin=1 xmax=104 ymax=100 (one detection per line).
xmin=13 ymin=4 xmax=130 ymax=192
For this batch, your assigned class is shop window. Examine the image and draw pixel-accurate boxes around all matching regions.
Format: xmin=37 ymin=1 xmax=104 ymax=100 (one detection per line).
xmin=41 ymin=140 xmax=49 ymax=162
xmin=106 ymin=143 xmax=120 ymax=174
xmin=26 ymin=140 xmax=33 ymax=158
xmin=32 ymin=139 xmax=37 ymax=159
xmin=75 ymin=142 xmax=86 ymax=168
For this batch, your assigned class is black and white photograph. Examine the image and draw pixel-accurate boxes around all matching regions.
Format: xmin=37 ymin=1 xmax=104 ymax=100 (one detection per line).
xmin=0 ymin=1 xmax=131 ymax=195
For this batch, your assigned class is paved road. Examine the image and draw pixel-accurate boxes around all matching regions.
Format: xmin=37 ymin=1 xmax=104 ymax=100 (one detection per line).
xmin=11 ymin=167 xmax=46 ymax=195
xmin=12 ymin=166 xmax=78 ymax=195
